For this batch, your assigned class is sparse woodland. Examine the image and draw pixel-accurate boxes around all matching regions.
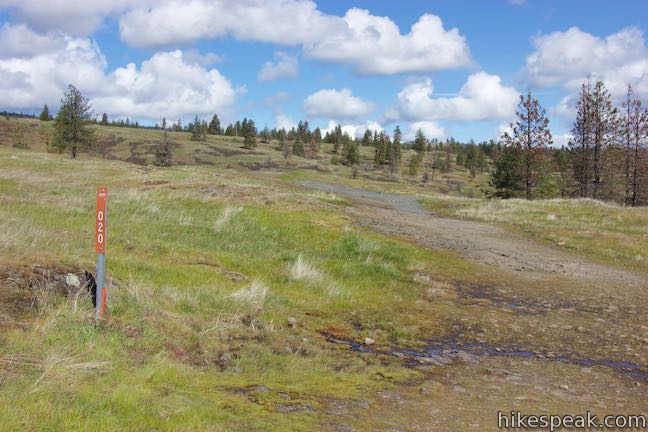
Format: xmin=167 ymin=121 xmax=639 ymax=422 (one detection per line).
xmin=5 ymin=80 xmax=647 ymax=207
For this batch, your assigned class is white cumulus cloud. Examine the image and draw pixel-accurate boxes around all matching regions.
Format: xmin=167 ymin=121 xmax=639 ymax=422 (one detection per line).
xmin=304 ymin=88 xmax=374 ymax=120
xmin=275 ymin=113 xmax=296 ymax=130
xmin=0 ymin=24 xmax=238 ymax=121
xmin=525 ymin=26 xmax=648 ymax=101
xmin=93 ymin=50 xmax=237 ymax=121
xmin=406 ymin=121 xmax=445 ymax=141
xmin=304 ymin=8 xmax=471 ymax=75
xmin=116 ymin=1 xmax=470 ymax=75
xmin=389 ymin=72 xmax=519 ymax=123
xmin=322 ymin=120 xmax=383 ymax=139
xmin=118 ymin=0 xmax=341 ymax=48
xmin=258 ymin=52 xmax=298 ymax=82
xmin=0 ymin=25 xmax=106 ymax=109
xmin=0 ymin=0 xmax=148 ymax=35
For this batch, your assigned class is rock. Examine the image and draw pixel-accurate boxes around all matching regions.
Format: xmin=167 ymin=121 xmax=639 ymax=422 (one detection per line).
xmin=287 ymin=317 xmax=297 ymax=327
xmin=220 ymin=353 xmax=232 ymax=362
xmin=559 ymin=384 xmax=569 ymax=390
xmin=284 ymin=347 xmax=293 ymax=354
xmin=419 ymin=386 xmax=429 ymax=395
xmin=65 ymin=273 xmax=80 ymax=288
xmin=363 ymin=337 xmax=375 ymax=345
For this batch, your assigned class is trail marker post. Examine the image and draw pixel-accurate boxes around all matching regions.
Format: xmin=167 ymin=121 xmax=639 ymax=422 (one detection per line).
xmin=95 ymin=186 xmax=108 ymax=319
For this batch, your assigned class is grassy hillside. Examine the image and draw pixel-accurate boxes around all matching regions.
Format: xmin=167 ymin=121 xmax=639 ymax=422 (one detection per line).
xmin=0 ymin=145 xmax=499 ymax=430
xmin=0 ymin=117 xmax=488 ymax=198
xmin=1 ymin=122 xmax=646 ymax=431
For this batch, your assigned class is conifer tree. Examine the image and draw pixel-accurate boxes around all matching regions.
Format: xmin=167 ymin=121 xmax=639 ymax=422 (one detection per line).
xmin=413 ymin=129 xmax=427 ymax=154
xmin=12 ymin=125 xmax=28 ymax=149
xmin=389 ymin=125 xmax=402 ymax=175
xmin=501 ymin=90 xmax=552 ymax=199
xmin=39 ymin=104 xmax=52 ymax=121
xmin=342 ymin=136 xmax=360 ymax=166
xmin=154 ymin=130 xmax=174 ymax=167
xmin=242 ymin=118 xmax=257 ymax=149
xmin=52 ymin=84 xmax=95 ymax=158
xmin=569 ymin=80 xmax=593 ymax=197
xmin=208 ymin=114 xmax=222 ymax=135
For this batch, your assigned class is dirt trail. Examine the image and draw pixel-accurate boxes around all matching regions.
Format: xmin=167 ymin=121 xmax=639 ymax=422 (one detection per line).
xmin=297 ymin=181 xmax=646 ymax=289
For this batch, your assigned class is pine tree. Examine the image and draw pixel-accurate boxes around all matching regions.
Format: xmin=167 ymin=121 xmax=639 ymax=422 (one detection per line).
xmin=621 ymin=84 xmax=646 ymax=206
xmin=260 ymin=125 xmax=270 ymax=143
xmin=491 ymin=146 xmax=525 ymax=198
xmin=281 ymin=135 xmax=291 ymax=160
xmin=373 ymin=131 xmax=387 ymax=169
xmin=590 ymin=80 xmax=616 ymax=198
xmin=242 ymin=118 xmax=257 ymax=149
xmin=502 ymin=90 xmax=552 ymax=199
xmin=444 ymin=146 xmax=453 ymax=173
xmin=389 ymin=125 xmax=402 ymax=175
xmin=154 ymin=130 xmax=174 ymax=167
xmin=413 ymin=129 xmax=426 ymax=154
xmin=332 ymin=125 xmax=343 ymax=153
xmin=208 ymin=114 xmax=222 ymax=135
xmin=569 ymin=80 xmax=593 ymax=197
xmin=342 ymin=137 xmax=359 ymax=166
xmin=51 ymin=84 xmax=96 ymax=158
xmin=39 ymin=104 xmax=52 ymax=121
xmin=408 ymin=153 xmax=421 ymax=176
xmin=362 ymin=129 xmax=372 ymax=147
xmin=162 ymin=117 xmax=167 ymax=130
xmin=12 ymin=125 xmax=28 ymax=149
xmin=292 ymin=136 xmax=305 ymax=156
xmin=308 ymin=139 xmax=319 ymax=159
xmin=190 ymin=116 xmax=207 ymax=141
xmin=100 ymin=113 xmax=108 ymax=125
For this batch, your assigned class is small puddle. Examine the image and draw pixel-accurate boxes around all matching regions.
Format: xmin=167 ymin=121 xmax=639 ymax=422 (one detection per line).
xmin=324 ymin=334 xmax=648 ymax=381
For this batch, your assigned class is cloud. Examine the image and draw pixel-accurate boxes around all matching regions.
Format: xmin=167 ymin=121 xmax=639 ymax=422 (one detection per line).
xmin=0 ymin=25 xmax=237 ymax=121
xmin=322 ymin=120 xmax=383 ymax=139
xmin=304 ymin=88 xmax=374 ymax=119
xmin=406 ymin=121 xmax=445 ymax=141
xmin=304 ymin=8 xmax=471 ymax=75
xmin=92 ymin=50 xmax=237 ymax=121
xmin=525 ymin=26 xmax=648 ymax=99
xmin=182 ymin=49 xmax=222 ymax=66
xmin=389 ymin=72 xmax=519 ymax=123
xmin=117 ymin=1 xmax=470 ymax=75
xmin=264 ymin=91 xmax=291 ymax=108
xmin=2 ymin=1 xmax=472 ymax=75
xmin=118 ymin=0 xmax=341 ymax=48
xmin=258 ymin=52 xmax=298 ymax=82
xmin=0 ymin=0 xmax=147 ymax=35
xmin=0 ymin=25 xmax=106 ymax=109
xmin=553 ymin=133 xmax=573 ymax=148
xmin=275 ymin=113 xmax=296 ymax=130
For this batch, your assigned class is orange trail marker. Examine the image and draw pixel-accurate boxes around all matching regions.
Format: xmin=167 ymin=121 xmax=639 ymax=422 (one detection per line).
xmin=95 ymin=186 xmax=107 ymax=319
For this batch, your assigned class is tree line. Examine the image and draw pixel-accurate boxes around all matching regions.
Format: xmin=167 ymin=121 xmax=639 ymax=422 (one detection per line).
xmin=491 ymin=81 xmax=648 ymax=206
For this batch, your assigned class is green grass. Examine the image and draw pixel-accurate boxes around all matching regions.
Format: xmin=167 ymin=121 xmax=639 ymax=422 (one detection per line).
xmin=0 ymin=146 xmax=497 ymax=431
xmin=2 ymin=126 xmax=647 ymax=430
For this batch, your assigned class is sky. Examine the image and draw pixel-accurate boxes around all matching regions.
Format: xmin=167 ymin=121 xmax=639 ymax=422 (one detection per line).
xmin=0 ymin=0 xmax=647 ymax=143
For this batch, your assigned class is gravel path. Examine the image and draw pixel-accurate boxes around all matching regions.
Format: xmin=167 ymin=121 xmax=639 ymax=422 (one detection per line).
xmin=297 ymin=180 xmax=646 ymax=288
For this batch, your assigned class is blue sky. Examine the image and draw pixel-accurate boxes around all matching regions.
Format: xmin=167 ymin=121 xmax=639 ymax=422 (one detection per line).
xmin=1 ymin=0 xmax=647 ymax=143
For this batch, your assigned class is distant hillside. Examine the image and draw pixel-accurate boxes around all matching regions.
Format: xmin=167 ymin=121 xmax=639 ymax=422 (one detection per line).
xmin=0 ymin=117 xmax=490 ymax=198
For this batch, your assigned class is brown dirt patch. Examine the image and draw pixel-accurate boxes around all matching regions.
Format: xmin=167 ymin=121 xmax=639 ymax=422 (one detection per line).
xmin=0 ymin=265 xmax=82 ymax=323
